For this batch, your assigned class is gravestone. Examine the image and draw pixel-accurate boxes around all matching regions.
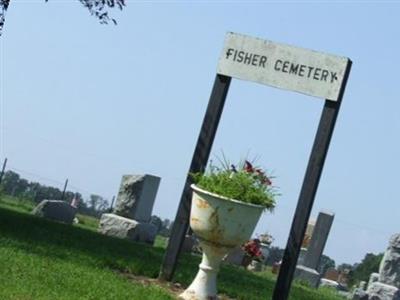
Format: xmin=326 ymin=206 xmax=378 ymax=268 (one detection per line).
xmin=260 ymin=243 xmax=270 ymax=262
xmin=297 ymin=248 xmax=308 ymax=266
xmin=353 ymin=233 xmax=400 ymax=300
xmin=33 ymin=200 xmax=77 ymax=224
xmin=379 ymin=234 xmax=400 ymax=288
xmin=351 ymin=288 xmax=369 ymax=300
xmin=369 ymin=273 xmax=381 ymax=289
xmin=113 ymin=175 xmax=160 ymax=222
xmin=99 ymin=213 xmax=157 ymax=245
xmin=367 ymin=282 xmax=400 ymax=300
xmin=294 ymin=211 xmax=335 ymax=288
xmin=224 ymin=246 xmax=245 ymax=266
xmin=99 ymin=174 xmax=161 ymax=245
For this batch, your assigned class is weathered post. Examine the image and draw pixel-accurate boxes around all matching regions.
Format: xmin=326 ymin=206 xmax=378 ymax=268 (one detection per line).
xmin=159 ymin=74 xmax=231 ymax=281
xmin=273 ymin=61 xmax=352 ymax=299
xmin=0 ymin=157 xmax=7 ymax=185
xmin=61 ymin=178 xmax=68 ymax=201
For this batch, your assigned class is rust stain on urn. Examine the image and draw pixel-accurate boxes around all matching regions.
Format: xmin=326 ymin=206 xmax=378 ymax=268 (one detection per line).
xmin=196 ymin=199 xmax=210 ymax=209
xmin=191 ymin=217 xmax=201 ymax=224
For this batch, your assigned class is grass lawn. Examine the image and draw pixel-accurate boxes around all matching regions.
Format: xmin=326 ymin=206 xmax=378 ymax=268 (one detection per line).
xmin=0 ymin=195 xmax=344 ymax=299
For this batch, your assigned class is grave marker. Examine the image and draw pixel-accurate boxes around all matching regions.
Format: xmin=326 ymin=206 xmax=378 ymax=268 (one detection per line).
xmin=294 ymin=211 xmax=335 ymax=287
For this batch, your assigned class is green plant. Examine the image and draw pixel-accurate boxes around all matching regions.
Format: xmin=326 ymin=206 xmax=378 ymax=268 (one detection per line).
xmin=191 ymin=158 xmax=278 ymax=210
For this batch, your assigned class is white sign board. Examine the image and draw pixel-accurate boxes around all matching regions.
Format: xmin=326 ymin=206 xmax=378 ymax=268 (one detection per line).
xmin=217 ymin=32 xmax=350 ymax=101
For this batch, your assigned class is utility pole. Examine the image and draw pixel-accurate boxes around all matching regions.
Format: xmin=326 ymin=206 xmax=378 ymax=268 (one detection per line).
xmin=0 ymin=158 xmax=7 ymax=185
xmin=61 ymin=178 xmax=68 ymax=200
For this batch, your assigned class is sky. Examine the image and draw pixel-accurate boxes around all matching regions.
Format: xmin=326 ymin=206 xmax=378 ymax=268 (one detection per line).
xmin=1 ymin=1 xmax=400 ymax=265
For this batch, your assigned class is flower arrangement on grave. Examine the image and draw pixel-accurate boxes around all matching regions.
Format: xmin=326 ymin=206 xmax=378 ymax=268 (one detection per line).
xmin=241 ymin=238 xmax=264 ymax=267
xmin=179 ymin=157 xmax=279 ymax=300
xmin=191 ymin=158 xmax=278 ymax=210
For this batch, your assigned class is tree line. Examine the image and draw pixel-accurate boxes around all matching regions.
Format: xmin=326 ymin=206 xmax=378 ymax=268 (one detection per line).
xmin=266 ymin=246 xmax=383 ymax=288
xmin=0 ymin=170 xmax=110 ymax=217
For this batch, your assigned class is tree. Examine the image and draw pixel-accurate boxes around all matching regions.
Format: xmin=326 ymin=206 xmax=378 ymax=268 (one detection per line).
xmin=88 ymin=194 xmax=109 ymax=215
xmin=337 ymin=263 xmax=353 ymax=273
xmin=318 ymin=254 xmax=336 ymax=276
xmin=0 ymin=170 xmax=20 ymax=194
xmin=348 ymin=252 xmax=384 ymax=287
xmin=150 ymin=215 xmax=163 ymax=233
xmin=0 ymin=0 xmax=125 ymax=36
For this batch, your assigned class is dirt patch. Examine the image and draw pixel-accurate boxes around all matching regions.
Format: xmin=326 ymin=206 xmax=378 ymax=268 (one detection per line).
xmin=121 ymin=272 xmax=183 ymax=298
xmin=118 ymin=271 xmax=235 ymax=299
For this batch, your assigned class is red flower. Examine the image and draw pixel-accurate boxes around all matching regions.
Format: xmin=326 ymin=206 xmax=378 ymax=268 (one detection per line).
xmin=243 ymin=239 xmax=262 ymax=258
xmin=244 ymin=160 xmax=254 ymax=173
xmin=256 ymin=169 xmax=272 ymax=185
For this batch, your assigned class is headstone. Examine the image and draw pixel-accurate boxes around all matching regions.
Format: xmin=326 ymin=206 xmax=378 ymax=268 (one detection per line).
xmin=33 ymin=200 xmax=77 ymax=224
xmin=379 ymin=234 xmax=400 ymax=288
xmin=260 ymin=243 xmax=270 ymax=262
xmin=369 ymin=273 xmax=381 ymax=289
xmin=359 ymin=281 xmax=367 ymax=290
xmin=297 ymin=248 xmax=308 ymax=266
xmin=320 ymin=278 xmax=339 ymax=289
xmin=294 ymin=265 xmax=321 ymax=287
xmin=224 ymin=246 xmax=245 ymax=266
xmin=99 ymin=213 xmax=157 ymax=245
xmin=113 ymin=174 xmax=160 ymax=222
xmin=302 ymin=219 xmax=316 ymax=248
xmin=367 ymin=282 xmax=400 ymax=300
xmin=303 ymin=211 xmax=335 ymax=270
xmin=294 ymin=211 xmax=334 ymax=288
xmin=351 ymin=288 xmax=369 ymax=300
xmin=356 ymin=234 xmax=400 ymax=300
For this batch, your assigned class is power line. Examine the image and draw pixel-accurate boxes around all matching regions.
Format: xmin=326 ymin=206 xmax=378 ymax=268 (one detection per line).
xmin=6 ymin=164 xmax=110 ymax=200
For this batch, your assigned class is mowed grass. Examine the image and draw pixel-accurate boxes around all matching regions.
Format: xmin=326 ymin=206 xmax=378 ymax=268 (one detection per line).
xmin=0 ymin=196 xmax=344 ymax=300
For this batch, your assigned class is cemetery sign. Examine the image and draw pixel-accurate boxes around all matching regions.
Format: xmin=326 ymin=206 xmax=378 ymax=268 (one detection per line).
xmin=161 ymin=31 xmax=351 ymax=300
xmin=218 ymin=32 xmax=349 ymax=101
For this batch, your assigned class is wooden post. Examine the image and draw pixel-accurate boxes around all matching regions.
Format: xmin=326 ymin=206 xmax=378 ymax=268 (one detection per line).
xmin=272 ymin=60 xmax=352 ymax=300
xmin=109 ymin=195 xmax=115 ymax=212
xmin=0 ymin=157 xmax=7 ymax=185
xmin=61 ymin=178 xmax=68 ymax=201
xmin=159 ymin=74 xmax=231 ymax=281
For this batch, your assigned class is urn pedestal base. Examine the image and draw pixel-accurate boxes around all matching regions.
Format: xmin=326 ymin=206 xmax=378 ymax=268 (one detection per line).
xmin=179 ymin=240 xmax=230 ymax=300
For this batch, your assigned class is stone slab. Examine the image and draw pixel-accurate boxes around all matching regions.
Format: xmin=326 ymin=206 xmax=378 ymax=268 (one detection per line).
xmin=367 ymin=282 xmax=400 ymax=300
xmin=294 ymin=265 xmax=321 ymax=288
xmin=224 ymin=246 xmax=245 ymax=266
xmin=351 ymin=288 xmax=369 ymax=300
xmin=98 ymin=213 xmax=157 ymax=245
xmin=369 ymin=273 xmax=381 ymax=289
xmin=32 ymin=200 xmax=77 ymax=224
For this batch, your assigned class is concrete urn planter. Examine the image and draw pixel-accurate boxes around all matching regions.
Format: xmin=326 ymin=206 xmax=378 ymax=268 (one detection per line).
xmin=179 ymin=184 xmax=264 ymax=300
